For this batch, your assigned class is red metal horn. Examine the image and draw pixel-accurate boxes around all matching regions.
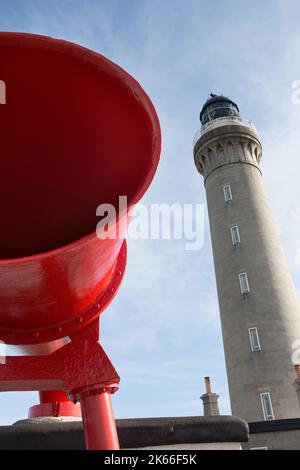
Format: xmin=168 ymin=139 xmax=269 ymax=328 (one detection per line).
xmin=0 ymin=32 xmax=161 ymax=345
xmin=0 ymin=32 xmax=161 ymax=450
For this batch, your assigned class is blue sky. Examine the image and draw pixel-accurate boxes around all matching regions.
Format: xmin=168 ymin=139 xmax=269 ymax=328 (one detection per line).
xmin=1 ymin=0 xmax=300 ymax=423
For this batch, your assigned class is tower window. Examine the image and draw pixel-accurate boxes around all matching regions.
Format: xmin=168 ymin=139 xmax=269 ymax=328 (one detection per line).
xmin=231 ymin=225 xmax=240 ymax=246
xmin=239 ymin=272 xmax=250 ymax=294
xmin=260 ymin=392 xmax=274 ymax=421
xmin=223 ymin=184 xmax=232 ymax=202
xmin=248 ymin=327 xmax=261 ymax=352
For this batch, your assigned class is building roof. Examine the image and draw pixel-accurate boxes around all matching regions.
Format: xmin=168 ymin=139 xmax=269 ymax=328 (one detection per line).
xmin=0 ymin=416 xmax=249 ymax=449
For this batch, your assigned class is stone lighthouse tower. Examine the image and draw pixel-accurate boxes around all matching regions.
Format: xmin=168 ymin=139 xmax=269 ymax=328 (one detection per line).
xmin=193 ymin=95 xmax=300 ymax=433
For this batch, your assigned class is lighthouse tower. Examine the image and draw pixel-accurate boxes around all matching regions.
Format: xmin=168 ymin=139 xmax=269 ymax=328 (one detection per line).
xmin=193 ymin=95 xmax=300 ymax=430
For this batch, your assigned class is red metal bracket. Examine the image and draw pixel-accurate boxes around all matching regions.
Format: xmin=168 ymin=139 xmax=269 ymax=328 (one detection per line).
xmin=0 ymin=320 xmax=120 ymax=449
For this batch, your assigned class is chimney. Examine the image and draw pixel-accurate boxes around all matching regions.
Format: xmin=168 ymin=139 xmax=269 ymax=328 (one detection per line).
xmin=293 ymin=365 xmax=300 ymax=410
xmin=200 ymin=377 xmax=220 ymax=417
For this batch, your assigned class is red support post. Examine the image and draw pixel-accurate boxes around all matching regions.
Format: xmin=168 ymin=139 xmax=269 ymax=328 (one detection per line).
xmin=39 ymin=390 xmax=69 ymax=403
xmin=29 ymin=390 xmax=81 ymax=419
xmin=79 ymin=389 xmax=119 ymax=450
